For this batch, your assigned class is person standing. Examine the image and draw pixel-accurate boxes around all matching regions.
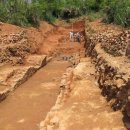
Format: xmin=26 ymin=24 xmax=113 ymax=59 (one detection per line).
xmin=69 ymin=31 xmax=74 ymax=42
xmin=76 ymin=32 xmax=81 ymax=43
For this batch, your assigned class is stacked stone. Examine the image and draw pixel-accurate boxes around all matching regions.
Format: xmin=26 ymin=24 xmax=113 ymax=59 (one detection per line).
xmin=100 ymin=30 xmax=130 ymax=56
xmin=85 ymin=25 xmax=130 ymax=57
xmin=58 ymin=68 xmax=73 ymax=103
xmin=40 ymin=67 xmax=74 ymax=130
xmin=95 ymin=57 xmax=126 ymax=111
xmin=0 ymin=31 xmax=27 ymax=45
xmin=84 ymin=34 xmax=96 ymax=57
xmin=90 ymin=44 xmax=130 ymax=118
xmin=0 ymin=31 xmax=33 ymax=65
xmin=85 ymin=22 xmax=130 ymax=119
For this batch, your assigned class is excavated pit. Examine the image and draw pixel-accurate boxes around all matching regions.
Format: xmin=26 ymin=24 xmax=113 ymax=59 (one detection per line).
xmin=39 ymin=20 xmax=129 ymax=130
xmin=0 ymin=19 xmax=129 ymax=130
xmin=0 ymin=20 xmax=86 ymax=130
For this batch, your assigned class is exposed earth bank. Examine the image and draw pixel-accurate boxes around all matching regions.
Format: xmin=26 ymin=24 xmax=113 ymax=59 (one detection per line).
xmin=0 ymin=18 xmax=130 ymax=130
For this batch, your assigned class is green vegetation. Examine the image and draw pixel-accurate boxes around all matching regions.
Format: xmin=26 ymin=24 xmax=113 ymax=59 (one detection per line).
xmin=0 ymin=0 xmax=129 ymax=27
xmin=104 ymin=0 xmax=130 ymax=27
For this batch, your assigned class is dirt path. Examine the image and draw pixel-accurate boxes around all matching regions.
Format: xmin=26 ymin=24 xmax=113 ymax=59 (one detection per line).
xmin=0 ymin=61 xmax=70 ymax=130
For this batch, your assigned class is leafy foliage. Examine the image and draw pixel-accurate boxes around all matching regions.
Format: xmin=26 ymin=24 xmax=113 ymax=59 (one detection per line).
xmin=104 ymin=0 xmax=130 ymax=27
xmin=0 ymin=0 xmax=129 ymax=27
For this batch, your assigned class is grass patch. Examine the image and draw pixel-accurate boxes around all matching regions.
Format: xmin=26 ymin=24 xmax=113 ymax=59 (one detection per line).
xmin=87 ymin=11 xmax=104 ymax=22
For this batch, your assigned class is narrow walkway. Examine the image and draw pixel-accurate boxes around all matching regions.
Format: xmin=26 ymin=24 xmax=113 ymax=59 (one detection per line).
xmin=0 ymin=60 xmax=70 ymax=130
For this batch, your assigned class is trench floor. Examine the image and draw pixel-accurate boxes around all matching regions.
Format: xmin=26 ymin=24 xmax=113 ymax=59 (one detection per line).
xmin=0 ymin=60 xmax=70 ymax=130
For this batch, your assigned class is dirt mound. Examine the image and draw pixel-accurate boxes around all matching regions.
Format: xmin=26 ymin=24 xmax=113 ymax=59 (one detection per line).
xmin=0 ymin=22 xmax=54 ymax=65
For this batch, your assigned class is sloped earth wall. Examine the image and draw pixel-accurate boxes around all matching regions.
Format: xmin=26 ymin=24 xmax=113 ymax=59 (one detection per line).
xmin=0 ymin=55 xmax=47 ymax=102
xmin=85 ymin=27 xmax=130 ymax=128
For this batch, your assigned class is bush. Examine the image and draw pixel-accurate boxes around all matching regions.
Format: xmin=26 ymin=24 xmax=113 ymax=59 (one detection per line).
xmin=2 ymin=0 xmax=29 ymax=26
xmin=0 ymin=0 xmax=44 ymax=27
xmin=0 ymin=0 xmax=129 ymax=28
xmin=27 ymin=3 xmax=42 ymax=27
xmin=87 ymin=11 xmax=104 ymax=21
xmin=104 ymin=0 xmax=130 ymax=27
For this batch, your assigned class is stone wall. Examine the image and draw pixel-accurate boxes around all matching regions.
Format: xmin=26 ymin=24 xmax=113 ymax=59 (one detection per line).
xmin=85 ymin=26 xmax=130 ymax=118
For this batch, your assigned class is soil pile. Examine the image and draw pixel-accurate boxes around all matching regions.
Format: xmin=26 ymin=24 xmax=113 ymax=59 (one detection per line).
xmin=0 ymin=22 xmax=54 ymax=65
xmin=0 ymin=31 xmax=31 ymax=64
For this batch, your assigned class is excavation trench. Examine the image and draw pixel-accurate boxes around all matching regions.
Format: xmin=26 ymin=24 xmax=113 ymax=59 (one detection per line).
xmin=39 ymin=20 xmax=129 ymax=130
xmin=0 ymin=19 xmax=127 ymax=130
xmin=0 ymin=20 xmax=85 ymax=130
xmin=0 ymin=60 xmax=71 ymax=130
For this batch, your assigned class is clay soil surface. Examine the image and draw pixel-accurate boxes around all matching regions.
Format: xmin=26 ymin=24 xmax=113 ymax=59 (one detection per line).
xmin=42 ymin=58 xmax=126 ymax=130
xmin=0 ymin=61 xmax=70 ymax=130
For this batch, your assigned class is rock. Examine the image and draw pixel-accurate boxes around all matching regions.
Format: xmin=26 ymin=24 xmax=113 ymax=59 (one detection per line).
xmin=47 ymin=125 xmax=54 ymax=130
xmin=85 ymin=26 xmax=130 ymax=116
xmin=0 ymin=22 xmax=3 ymax=25
xmin=85 ymin=27 xmax=129 ymax=57
xmin=115 ymin=79 xmax=125 ymax=88
xmin=126 ymin=102 xmax=130 ymax=117
xmin=0 ymin=55 xmax=47 ymax=102
xmin=50 ymin=116 xmax=59 ymax=128
xmin=26 ymin=55 xmax=47 ymax=67
xmin=40 ymin=127 xmax=47 ymax=130
xmin=73 ymin=62 xmax=87 ymax=79
xmin=0 ymin=30 xmax=37 ymax=65
xmin=125 ymin=43 xmax=130 ymax=57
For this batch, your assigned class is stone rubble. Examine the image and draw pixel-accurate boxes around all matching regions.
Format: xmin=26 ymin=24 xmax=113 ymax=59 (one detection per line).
xmin=0 ymin=31 xmax=34 ymax=65
xmin=85 ymin=23 xmax=130 ymax=57
xmin=85 ymin=22 xmax=130 ymax=121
